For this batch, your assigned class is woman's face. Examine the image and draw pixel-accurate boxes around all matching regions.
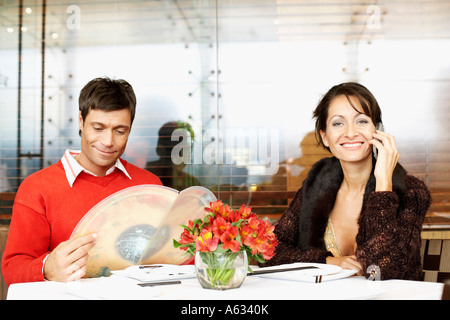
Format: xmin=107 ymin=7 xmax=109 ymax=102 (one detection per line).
xmin=320 ymin=95 xmax=375 ymax=162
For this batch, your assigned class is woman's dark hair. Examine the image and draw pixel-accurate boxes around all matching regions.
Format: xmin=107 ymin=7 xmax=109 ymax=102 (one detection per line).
xmin=78 ymin=77 xmax=136 ymax=135
xmin=312 ymin=82 xmax=382 ymax=152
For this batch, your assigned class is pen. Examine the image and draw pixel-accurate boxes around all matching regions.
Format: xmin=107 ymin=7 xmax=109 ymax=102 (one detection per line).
xmin=137 ymin=280 xmax=182 ymax=287
xmin=248 ymin=266 xmax=318 ymax=276
xmin=139 ymin=265 xmax=162 ymax=269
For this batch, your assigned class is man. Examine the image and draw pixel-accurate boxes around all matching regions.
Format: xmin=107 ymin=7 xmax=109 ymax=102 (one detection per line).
xmin=2 ymin=77 xmax=162 ymax=285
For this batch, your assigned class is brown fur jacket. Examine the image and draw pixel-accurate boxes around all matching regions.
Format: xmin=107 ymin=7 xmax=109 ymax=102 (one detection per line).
xmin=263 ymin=156 xmax=431 ymax=280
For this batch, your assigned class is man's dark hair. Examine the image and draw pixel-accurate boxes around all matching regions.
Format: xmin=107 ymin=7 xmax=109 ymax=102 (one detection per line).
xmin=78 ymin=77 xmax=136 ymax=135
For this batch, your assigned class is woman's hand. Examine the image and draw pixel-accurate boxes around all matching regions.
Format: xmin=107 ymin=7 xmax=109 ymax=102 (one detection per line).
xmin=326 ymin=255 xmax=363 ymax=275
xmin=369 ymin=130 xmax=400 ymax=192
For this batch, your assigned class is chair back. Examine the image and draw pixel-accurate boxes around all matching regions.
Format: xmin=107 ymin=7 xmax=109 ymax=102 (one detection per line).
xmin=442 ymin=280 xmax=450 ymax=300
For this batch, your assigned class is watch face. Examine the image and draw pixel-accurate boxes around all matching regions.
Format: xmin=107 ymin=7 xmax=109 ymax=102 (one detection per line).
xmin=71 ymin=185 xmax=216 ymax=278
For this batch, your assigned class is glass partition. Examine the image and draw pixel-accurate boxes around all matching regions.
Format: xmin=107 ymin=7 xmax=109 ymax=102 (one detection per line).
xmin=1 ymin=0 xmax=449 ymax=220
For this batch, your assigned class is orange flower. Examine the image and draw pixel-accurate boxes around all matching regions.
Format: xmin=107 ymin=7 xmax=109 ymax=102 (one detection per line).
xmin=261 ymin=219 xmax=276 ymax=241
xmin=249 ymin=216 xmax=260 ymax=228
xmin=220 ymin=225 xmax=240 ymax=252
xmin=240 ymin=225 xmax=256 ymax=248
xmin=212 ymin=216 xmax=227 ymax=238
xmin=175 ymin=199 xmax=278 ymax=264
xmin=235 ymin=204 xmax=256 ymax=221
xmin=205 ymin=200 xmax=234 ymax=221
xmin=195 ymin=228 xmax=219 ymax=252
xmin=253 ymin=236 xmax=269 ymax=255
xmin=176 ymin=220 xmax=199 ymax=251
xmin=178 ymin=230 xmax=194 ymax=250
xmin=262 ymin=238 xmax=278 ymax=260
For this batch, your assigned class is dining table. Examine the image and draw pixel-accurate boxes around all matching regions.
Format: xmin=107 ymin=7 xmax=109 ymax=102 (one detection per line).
xmin=6 ymin=263 xmax=445 ymax=301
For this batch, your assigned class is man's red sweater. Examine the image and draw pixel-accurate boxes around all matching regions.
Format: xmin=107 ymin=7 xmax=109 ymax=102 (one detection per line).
xmin=2 ymin=160 xmax=161 ymax=286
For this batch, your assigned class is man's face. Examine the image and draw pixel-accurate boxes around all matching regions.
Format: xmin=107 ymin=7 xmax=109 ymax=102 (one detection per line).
xmin=77 ymin=108 xmax=131 ymax=176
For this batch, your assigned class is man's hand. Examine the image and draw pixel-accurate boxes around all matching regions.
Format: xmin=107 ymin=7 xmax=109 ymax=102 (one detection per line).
xmin=43 ymin=233 xmax=97 ymax=282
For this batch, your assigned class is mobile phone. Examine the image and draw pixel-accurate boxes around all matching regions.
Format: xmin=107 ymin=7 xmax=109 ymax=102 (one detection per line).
xmin=373 ymin=122 xmax=384 ymax=159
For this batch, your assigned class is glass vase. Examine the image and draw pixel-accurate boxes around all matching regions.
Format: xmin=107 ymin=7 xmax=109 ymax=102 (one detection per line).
xmin=195 ymin=250 xmax=248 ymax=290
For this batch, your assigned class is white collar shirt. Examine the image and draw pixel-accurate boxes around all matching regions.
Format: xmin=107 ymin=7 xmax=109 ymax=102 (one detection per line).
xmin=60 ymin=149 xmax=132 ymax=187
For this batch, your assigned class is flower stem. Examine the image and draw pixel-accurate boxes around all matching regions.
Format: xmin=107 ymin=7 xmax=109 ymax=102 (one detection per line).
xmin=200 ymin=251 xmax=239 ymax=288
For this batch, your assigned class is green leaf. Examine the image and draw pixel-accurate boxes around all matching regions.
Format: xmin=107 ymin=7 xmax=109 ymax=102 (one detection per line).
xmin=173 ymin=239 xmax=182 ymax=248
xmin=231 ymin=219 xmax=244 ymax=227
xmin=214 ymin=244 xmax=228 ymax=254
xmin=252 ymin=253 xmax=266 ymax=264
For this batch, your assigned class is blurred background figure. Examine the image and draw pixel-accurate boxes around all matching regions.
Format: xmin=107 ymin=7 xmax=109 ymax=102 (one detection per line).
xmin=146 ymin=121 xmax=200 ymax=191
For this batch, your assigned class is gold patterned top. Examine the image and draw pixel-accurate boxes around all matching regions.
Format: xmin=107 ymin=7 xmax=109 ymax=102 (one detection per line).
xmin=324 ymin=218 xmax=342 ymax=257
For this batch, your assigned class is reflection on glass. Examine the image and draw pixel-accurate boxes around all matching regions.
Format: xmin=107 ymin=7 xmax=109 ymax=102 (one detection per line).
xmin=0 ymin=1 xmax=448 ymax=222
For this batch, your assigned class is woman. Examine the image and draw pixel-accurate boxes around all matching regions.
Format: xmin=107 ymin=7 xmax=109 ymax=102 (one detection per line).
xmin=264 ymin=82 xmax=431 ymax=280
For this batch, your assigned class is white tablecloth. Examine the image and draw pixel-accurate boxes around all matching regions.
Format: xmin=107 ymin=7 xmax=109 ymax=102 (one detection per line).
xmin=6 ymin=274 xmax=444 ymax=300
